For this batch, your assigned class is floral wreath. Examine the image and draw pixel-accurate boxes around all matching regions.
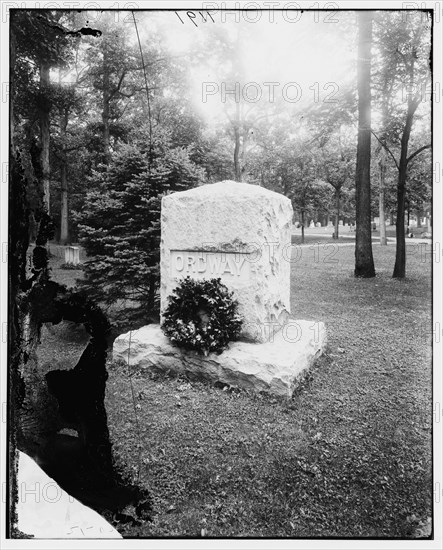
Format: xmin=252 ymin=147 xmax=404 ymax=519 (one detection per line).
xmin=161 ymin=277 xmax=243 ymax=355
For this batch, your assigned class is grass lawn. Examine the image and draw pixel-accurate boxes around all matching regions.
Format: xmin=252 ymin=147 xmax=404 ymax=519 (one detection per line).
xmin=42 ymin=243 xmax=432 ymax=538
xmin=290 ymin=233 xmax=396 ymax=245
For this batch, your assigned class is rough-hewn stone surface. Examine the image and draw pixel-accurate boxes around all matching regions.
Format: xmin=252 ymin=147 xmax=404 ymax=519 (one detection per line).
xmin=16 ymin=451 xmax=121 ymax=539
xmin=161 ymin=181 xmax=293 ymax=343
xmin=113 ymin=322 xmax=327 ymax=398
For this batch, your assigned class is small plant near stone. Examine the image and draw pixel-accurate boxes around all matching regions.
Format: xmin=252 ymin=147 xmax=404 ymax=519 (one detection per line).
xmin=161 ymin=277 xmax=243 ymax=356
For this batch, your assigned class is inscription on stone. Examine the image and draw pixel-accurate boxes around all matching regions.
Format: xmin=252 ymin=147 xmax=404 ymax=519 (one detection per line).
xmin=170 ymin=250 xmax=250 ymax=282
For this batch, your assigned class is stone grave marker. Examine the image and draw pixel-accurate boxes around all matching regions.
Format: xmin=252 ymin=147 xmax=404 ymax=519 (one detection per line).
xmin=160 ymin=180 xmax=292 ymax=342
xmin=65 ymin=246 xmax=80 ymax=266
xmin=114 ymin=181 xmax=326 ymax=397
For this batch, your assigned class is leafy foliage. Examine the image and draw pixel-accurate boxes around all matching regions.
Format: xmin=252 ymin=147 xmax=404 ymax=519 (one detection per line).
xmin=162 ymin=277 xmax=243 ymax=355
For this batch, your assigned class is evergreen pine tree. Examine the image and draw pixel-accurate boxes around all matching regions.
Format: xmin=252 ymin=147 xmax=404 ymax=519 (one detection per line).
xmin=76 ymin=135 xmax=204 ymax=329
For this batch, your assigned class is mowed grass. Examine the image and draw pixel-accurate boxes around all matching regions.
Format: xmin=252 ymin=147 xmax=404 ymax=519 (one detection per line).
xmin=103 ymin=243 xmax=432 ymax=538
xmin=42 ymin=242 xmax=432 ymax=537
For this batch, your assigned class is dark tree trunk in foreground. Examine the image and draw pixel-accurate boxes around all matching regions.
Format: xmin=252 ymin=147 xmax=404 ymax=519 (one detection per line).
xmin=9 ymin=154 xmax=151 ymax=523
xmin=354 ymin=11 xmax=375 ymax=278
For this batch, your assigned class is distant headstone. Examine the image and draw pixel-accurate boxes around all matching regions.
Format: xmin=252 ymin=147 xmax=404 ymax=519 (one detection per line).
xmin=316 ymin=222 xmax=321 ymax=228
xmin=161 ymin=181 xmax=293 ymax=343
xmin=339 ymin=220 xmax=344 ymax=226
xmin=64 ymin=246 xmax=80 ymax=266
xmin=309 ymin=221 xmax=315 ymax=228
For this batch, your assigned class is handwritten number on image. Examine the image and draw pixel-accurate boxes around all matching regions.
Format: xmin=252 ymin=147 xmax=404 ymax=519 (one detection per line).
xmin=175 ymin=11 xmax=215 ymax=27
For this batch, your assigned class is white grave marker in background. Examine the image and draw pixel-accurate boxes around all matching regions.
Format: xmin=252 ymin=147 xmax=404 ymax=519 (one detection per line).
xmin=64 ymin=246 xmax=80 ymax=266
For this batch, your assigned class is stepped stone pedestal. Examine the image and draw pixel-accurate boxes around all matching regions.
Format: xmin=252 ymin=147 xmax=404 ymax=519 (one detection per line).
xmin=114 ymin=321 xmax=326 ymax=397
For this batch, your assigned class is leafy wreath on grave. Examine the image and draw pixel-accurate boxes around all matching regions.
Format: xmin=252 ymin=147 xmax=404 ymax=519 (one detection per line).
xmin=161 ymin=277 xmax=243 ymax=356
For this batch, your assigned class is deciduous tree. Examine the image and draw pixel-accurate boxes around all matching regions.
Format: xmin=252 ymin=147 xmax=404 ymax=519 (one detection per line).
xmin=354 ymin=10 xmax=376 ymax=278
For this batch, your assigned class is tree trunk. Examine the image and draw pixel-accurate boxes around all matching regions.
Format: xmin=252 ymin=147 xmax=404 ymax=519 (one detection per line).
xmin=393 ymin=164 xmax=408 ymax=277
xmin=301 ymin=209 xmax=305 ymax=244
xmin=390 ymin=211 xmax=395 ymax=225
xmin=354 ymin=11 xmax=375 ymax=277
xmin=10 ymin=24 xmax=16 ymax=148
xmin=8 ymin=25 xmax=20 ymax=537
xmin=334 ymin=189 xmax=340 ymax=240
xmin=393 ymin=103 xmax=416 ymax=278
xmin=240 ymin=128 xmax=248 ymax=181
xmin=234 ymin=126 xmax=241 ymax=181
xmin=379 ymin=152 xmax=387 ymax=245
xmin=60 ymin=163 xmax=69 ymax=244
xmin=59 ymin=108 xmax=69 ymax=244
xmin=416 ymin=210 xmax=422 ymax=227
xmin=40 ymin=61 xmax=51 ymax=213
xmin=233 ymin=101 xmax=242 ymax=182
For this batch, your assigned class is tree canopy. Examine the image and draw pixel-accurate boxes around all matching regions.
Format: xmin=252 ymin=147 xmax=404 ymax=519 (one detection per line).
xmin=10 ymin=8 xmax=433 ymax=327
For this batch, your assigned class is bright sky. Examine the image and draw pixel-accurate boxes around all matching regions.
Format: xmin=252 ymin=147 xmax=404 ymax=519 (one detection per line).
xmin=138 ymin=10 xmax=357 ymax=125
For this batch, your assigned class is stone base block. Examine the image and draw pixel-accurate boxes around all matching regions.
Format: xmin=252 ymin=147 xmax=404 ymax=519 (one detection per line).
xmin=113 ymin=321 xmax=326 ymax=398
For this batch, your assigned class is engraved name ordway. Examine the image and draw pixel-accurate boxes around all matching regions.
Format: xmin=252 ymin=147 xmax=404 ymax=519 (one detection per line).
xmin=169 ymin=250 xmax=251 ymax=281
